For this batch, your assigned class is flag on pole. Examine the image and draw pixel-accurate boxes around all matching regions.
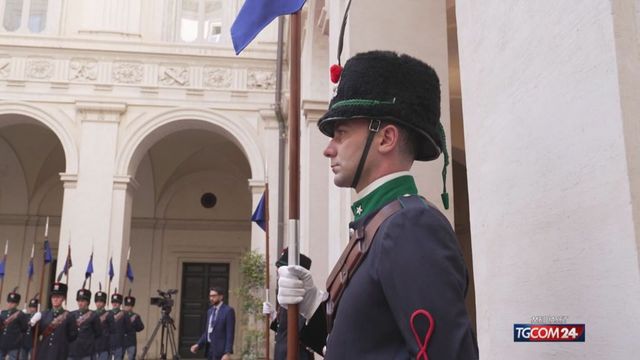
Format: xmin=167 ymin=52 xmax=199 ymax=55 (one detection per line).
xmin=58 ymin=244 xmax=72 ymax=279
xmin=251 ymin=192 xmax=267 ymax=231
xmin=27 ymin=258 xmax=34 ymax=279
xmin=0 ymin=260 xmax=4 ymax=279
xmin=108 ymin=257 xmax=114 ymax=281
xmin=43 ymin=240 xmax=53 ymax=264
xmin=231 ymin=0 xmax=307 ymax=54
xmin=126 ymin=262 xmax=134 ymax=282
xmin=85 ymin=253 xmax=94 ymax=279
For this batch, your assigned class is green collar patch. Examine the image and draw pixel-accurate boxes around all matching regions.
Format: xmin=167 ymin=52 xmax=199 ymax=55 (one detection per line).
xmin=351 ymin=175 xmax=417 ymax=222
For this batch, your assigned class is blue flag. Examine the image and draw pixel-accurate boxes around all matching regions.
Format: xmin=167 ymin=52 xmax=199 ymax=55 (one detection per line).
xmin=126 ymin=262 xmax=134 ymax=282
xmin=231 ymin=0 xmax=306 ymax=54
xmin=43 ymin=240 xmax=53 ymax=264
xmin=251 ymin=192 xmax=266 ymax=231
xmin=27 ymin=258 xmax=34 ymax=279
xmin=108 ymin=257 xmax=114 ymax=281
xmin=85 ymin=254 xmax=94 ymax=279
xmin=0 ymin=260 xmax=4 ymax=278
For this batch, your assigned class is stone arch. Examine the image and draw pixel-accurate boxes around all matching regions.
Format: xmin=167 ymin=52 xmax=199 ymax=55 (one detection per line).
xmin=0 ymin=101 xmax=78 ymax=174
xmin=116 ymin=107 xmax=265 ymax=181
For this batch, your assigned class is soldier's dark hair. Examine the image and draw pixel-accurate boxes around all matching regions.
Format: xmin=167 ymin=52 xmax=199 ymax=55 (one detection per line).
xmin=380 ymin=121 xmax=417 ymax=160
xmin=209 ymin=287 xmax=224 ymax=296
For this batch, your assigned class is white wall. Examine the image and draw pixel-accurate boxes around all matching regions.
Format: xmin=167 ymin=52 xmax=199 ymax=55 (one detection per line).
xmin=456 ymin=1 xmax=640 ymax=358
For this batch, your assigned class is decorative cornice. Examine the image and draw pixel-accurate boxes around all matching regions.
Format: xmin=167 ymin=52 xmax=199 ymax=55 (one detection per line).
xmin=59 ymin=172 xmax=78 ymax=189
xmin=113 ymin=175 xmax=140 ymax=191
xmin=248 ymin=179 xmax=266 ymax=193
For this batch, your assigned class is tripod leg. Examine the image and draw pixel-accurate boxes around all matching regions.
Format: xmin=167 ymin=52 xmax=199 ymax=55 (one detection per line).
xmin=140 ymin=319 xmax=164 ymax=360
xmin=166 ymin=325 xmax=180 ymax=360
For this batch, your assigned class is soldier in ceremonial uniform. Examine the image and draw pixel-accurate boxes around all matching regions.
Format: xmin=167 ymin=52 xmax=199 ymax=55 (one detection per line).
xmin=122 ymin=294 xmax=144 ymax=360
xmin=278 ymin=51 xmax=479 ymax=359
xmin=21 ymin=297 xmax=40 ymax=360
xmin=93 ymin=288 xmax=110 ymax=360
xmin=108 ymin=291 xmax=126 ymax=360
xmin=0 ymin=289 xmax=29 ymax=359
xmin=34 ymin=282 xmax=78 ymax=360
xmin=262 ymin=249 xmax=313 ymax=360
xmin=68 ymin=288 xmax=101 ymax=360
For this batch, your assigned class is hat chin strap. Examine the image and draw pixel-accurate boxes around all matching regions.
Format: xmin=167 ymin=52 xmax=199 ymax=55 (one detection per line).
xmin=351 ymin=119 xmax=381 ymax=189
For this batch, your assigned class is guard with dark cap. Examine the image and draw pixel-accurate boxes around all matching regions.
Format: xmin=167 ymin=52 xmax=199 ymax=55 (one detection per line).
xmin=108 ymin=289 xmax=126 ymax=360
xmin=21 ymin=296 xmax=40 ymax=359
xmin=68 ymin=288 xmax=101 ymax=360
xmin=262 ymin=249 xmax=313 ymax=360
xmin=122 ymin=291 xmax=144 ymax=359
xmin=0 ymin=288 xmax=29 ymax=359
xmin=33 ymin=282 xmax=78 ymax=359
xmin=93 ymin=285 xmax=110 ymax=360
xmin=277 ymin=50 xmax=479 ymax=359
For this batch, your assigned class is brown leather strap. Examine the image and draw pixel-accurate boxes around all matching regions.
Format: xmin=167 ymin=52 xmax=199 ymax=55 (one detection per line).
xmin=42 ymin=311 xmax=68 ymax=338
xmin=76 ymin=310 xmax=93 ymax=327
xmin=325 ymin=199 xmax=403 ymax=331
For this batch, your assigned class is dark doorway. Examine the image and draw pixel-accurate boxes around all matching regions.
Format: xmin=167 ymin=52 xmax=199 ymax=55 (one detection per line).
xmin=178 ymin=262 xmax=230 ymax=358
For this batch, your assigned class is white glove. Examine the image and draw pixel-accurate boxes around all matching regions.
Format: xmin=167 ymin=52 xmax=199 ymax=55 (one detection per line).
xmin=22 ymin=308 xmax=28 ymax=314
xmin=262 ymin=301 xmax=274 ymax=316
xmin=29 ymin=312 xmax=41 ymax=326
xmin=277 ymin=265 xmax=325 ymax=320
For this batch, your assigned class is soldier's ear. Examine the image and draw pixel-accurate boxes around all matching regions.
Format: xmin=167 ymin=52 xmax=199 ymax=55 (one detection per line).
xmin=376 ymin=124 xmax=400 ymax=155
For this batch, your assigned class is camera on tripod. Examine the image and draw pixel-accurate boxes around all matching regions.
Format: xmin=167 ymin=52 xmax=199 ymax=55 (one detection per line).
xmin=150 ymin=289 xmax=178 ymax=312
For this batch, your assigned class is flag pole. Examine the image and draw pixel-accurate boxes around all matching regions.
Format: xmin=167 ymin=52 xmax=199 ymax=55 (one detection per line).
xmin=32 ymin=216 xmax=51 ymax=360
xmin=264 ymin=181 xmax=271 ymax=360
xmin=107 ymin=254 xmax=112 ymax=298
xmin=0 ymin=240 xmax=8 ymax=305
xmin=287 ymin=9 xmax=302 ymax=360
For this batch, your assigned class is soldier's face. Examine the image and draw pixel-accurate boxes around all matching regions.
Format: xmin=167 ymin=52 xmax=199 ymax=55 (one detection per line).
xmin=124 ymin=305 xmax=133 ymax=312
xmin=51 ymin=295 xmax=64 ymax=308
xmin=96 ymin=301 xmax=105 ymax=309
xmin=27 ymin=307 xmax=36 ymax=314
xmin=7 ymin=302 xmax=17 ymax=310
xmin=112 ymin=302 xmax=121 ymax=309
xmin=77 ymin=299 xmax=89 ymax=310
xmin=323 ymin=119 xmax=371 ymax=189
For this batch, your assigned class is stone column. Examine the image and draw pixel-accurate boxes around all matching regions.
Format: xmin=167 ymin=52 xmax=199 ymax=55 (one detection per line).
xmin=57 ymin=102 xmax=126 ymax=305
xmin=456 ymin=1 xmax=640 ymax=358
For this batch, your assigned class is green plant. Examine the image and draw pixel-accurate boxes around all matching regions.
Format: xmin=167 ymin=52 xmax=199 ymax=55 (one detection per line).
xmin=237 ymin=250 xmax=266 ymax=360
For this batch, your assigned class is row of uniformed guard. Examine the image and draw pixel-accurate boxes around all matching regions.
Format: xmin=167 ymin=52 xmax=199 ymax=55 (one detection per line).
xmin=0 ymin=281 xmax=144 ymax=360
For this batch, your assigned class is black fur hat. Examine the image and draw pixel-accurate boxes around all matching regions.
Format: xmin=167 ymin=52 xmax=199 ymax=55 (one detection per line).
xmin=7 ymin=287 xmax=20 ymax=303
xmin=124 ymin=296 xmax=136 ymax=306
xmin=111 ymin=292 xmax=123 ymax=304
xmin=318 ymin=50 xmax=443 ymax=161
xmin=51 ymin=282 xmax=68 ymax=297
xmin=76 ymin=289 xmax=92 ymax=302
xmin=95 ymin=291 xmax=107 ymax=303
xmin=28 ymin=297 xmax=39 ymax=308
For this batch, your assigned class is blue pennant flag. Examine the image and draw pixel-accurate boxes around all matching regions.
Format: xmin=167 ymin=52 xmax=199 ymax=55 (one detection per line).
xmin=85 ymin=254 xmax=94 ymax=279
xmin=108 ymin=257 xmax=114 ymax=281
xmin=251 ymin=192 xmax=266 ymax=231
xmin=126 ymin=262 xmax=134 ymax=282
xmin=231 ymin=0 xmax=307 ymax=54
xmin=0 ymin=260 xmax=5 ymax=278
xmin=27 ymin=258 xmax=34 ymax=280
xmin=58 ymin=245 xmax=72 ymax=279
xmin=43 ymin=240 xmax=53 ymax=264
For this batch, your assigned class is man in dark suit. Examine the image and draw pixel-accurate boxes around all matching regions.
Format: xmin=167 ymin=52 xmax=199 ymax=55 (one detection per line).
xmin=108 ymin=291 xmax=127 ymax=360
xmin=21 ymin=297 xmax=39 ymax=359
xmin=190 ymin=287 xmax=235 ymax=360
xmin=93 ymin=289 xmax=110 ymax=360
xmin=122 ymin=294 xmax=144 ymax=359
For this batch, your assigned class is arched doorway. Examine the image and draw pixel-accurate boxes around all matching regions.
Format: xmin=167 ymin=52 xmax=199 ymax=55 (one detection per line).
xmin=0 ymin=113 xmax=67 ymax=307
xmin=119 ymin=111 xmax=263 ymax=358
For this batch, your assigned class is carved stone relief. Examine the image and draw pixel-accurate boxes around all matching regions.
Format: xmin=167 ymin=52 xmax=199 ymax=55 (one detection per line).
xmin=0 ymin=57 xmax=10 ymax=79
xmin=26 ymin=59 xmax=53 ymax=79
xmin=113 ymin=62 xmax=144 ymax=84
xmin=247 ymin=69 xmax=275 ymax=90
xmin=69 ymin=58 xmax=98 ymax=81
xmin=203 ymin=66 xmax=231 ymax=88
xmin=159 ymin=64 xmax=190 ymax=86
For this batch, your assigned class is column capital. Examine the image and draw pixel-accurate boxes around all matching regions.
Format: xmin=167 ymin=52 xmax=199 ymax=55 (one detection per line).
xmin=59 ymin=173 xmax=78 ymax=189
xmin=113 ymin=175 xmax=139 ymax=191
xmin=76 ymin=101 xmax=127 ymax=123
xmin=302 ymin=99 xmax=329 ymax=125
xmin=259 ymin=108 xmax=281 ymax=130
xmin=248 ymin=179 xmax=266 ymax=194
